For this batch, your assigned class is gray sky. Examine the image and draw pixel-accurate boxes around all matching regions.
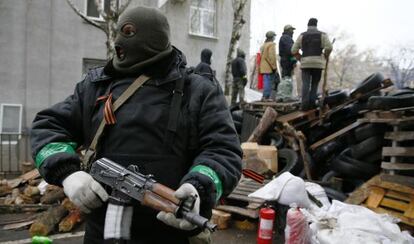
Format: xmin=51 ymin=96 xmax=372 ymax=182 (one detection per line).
xmin=251 ymin=0 xmax=414 ymax=56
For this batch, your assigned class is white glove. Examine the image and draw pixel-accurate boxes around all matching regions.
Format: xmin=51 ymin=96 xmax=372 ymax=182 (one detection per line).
xmin=156 ymin=183 xmax=200 ymax=230
xmin=62 ymin=171 xmax=108 ymax=213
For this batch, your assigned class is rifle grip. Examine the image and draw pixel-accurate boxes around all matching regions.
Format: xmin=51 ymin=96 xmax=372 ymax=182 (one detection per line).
xmin=152 ymin=183 xmax=180 ymax=205
xmin=142 ymin=190 xmax=178 ymax=214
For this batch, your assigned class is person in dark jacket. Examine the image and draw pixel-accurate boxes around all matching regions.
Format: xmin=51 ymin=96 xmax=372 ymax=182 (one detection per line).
xmin=292 ymin=18 xmax=333 ymax=110
xmin=231 ymin=49 xmax=248 ymax=105
xmin=194 ymin=48 xmax=215 ymax=81
xmin=30 ymin=6 xmax=241 ymax=244
xmin=277 ymin=24 xmax=297 ymax=101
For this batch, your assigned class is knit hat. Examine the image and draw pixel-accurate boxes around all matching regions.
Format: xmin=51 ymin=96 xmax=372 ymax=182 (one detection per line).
xmin=113 ymin=6 xmax=173 ymax=75
xmin=308 ymin=18 xmax=318 ymax=27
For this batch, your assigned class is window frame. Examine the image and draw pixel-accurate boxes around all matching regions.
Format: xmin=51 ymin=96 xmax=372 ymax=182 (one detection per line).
xmin=188 ymin=0 xmax=218 ymax=39
xmin=0 ymin=104 xmax=23 ymax=145
xmin=84 ymin=0 xmax=106 ymax=21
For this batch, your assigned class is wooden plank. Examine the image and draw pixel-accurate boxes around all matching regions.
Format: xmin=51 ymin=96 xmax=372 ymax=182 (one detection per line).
xmin=367 ymin=206 xmax=414 ymax=226
xmin=385 ymin=131 xmax=414 ymax=141
xmin=380 ymin=174 xmax=414 ymax=188
xmin=376 ymin=181 xmax=414 ymax=195
xmin=19 ymin=169 xmax=40 ymax=183
xmin=346 ymin=175 xmax=382 ymax=205
xmin=382 ymin=147 xmax=414 ymax=157
xmin=404 ymin=198 xmax=414 ymax=218
xmin=227 ymin=193 xmax=265 ymax=204
xmin=358 ymin=116 xmax=414 ymax=125
xmin=382 ymin=162 xmax=414 ymax=170
xmin=366 ymin=186 xmax=385 ymax=208
xmin=365 ymin=111 xmax=401 ymax=120
xmin=391 ymin=106 xmax=414 ymax=112
xmin=310 ymin=120 xmax=362 ymax=150
xmin=276 ymin=109 xmax=317 ymax=124
xmin=3 ymin=220 xmax=34 ymax=230
xmin=215 ymin=205 xmax=259 ymax=219
xmin=381 ymin=198 xmax=408 ymax=212
xmin=386 ymin=190 xmax=412 ymax=202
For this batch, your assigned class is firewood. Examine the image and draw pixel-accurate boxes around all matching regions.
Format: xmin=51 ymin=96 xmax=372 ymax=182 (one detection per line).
xmin=247 ymin=107 xmax=278 ymax=143
xmin=19 ymin=169 xmax=40 ymax=183
xmin=0 ymin=185 xmax=12 ymax=197
xmin=58 ymin=209 xmax=82 ymax=232
xmin=29 ymin=205 xmax=68 ymax=236
xmin=24 ymin=186 xmax=40 ymax=197
xmin=40 ymin=187 xmax=65 ymax=204
xmin=15 ymin=194 xmax=36 ymax=205
xmin=61 ymin=198 xmax=77 ymax=211
xmin=28 ymin=178 xmax=42 ymax=186
xmin=4 ymin=188 xmax=20 ymax=204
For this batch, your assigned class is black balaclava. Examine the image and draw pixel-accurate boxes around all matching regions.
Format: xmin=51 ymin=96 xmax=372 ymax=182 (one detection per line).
xmin=112 ymin=6 xmax=173 ymax=75
xmin=200 ymin=49 xmax=212 ymax=65
xmin=237 ymin=49 xmax=245 ymax=59
xmin=308 ymin=18 xmax=318 ymax=27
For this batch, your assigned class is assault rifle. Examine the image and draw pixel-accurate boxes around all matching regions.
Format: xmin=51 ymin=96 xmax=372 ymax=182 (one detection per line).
xmin=90 ymin=158 xmax=217 ymax=232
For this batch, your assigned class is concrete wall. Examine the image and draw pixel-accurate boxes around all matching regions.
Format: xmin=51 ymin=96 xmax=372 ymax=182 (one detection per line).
xmin=0 ymin=0 xmax=250 ymax=131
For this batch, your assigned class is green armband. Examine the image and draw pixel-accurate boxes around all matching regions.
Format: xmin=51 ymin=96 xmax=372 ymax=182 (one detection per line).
xmin=35 ymin=142 xmax=77 ymax=168
xmin=190 ymin=165 xmax=223 ymax=201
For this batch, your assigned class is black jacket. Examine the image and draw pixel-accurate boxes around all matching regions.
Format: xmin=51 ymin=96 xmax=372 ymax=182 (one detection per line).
xmin=279 ymin=32 xmax=294 ymax=58
xmin=231 ymin=52 xmax=247 ymax=79
xmin=194 ymin=49 xmax=214 ymax=81
xmin=30 ymin=48 xmax=241 ymax=242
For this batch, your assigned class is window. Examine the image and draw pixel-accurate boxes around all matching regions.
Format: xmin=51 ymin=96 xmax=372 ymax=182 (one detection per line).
xmin=189 ymin=0 xmax=217 ymax=38
xmin=85 ymin=0 xmax=110 ymax=20
xmin=82 ymin=58 xmax=107 ymax=76
xmin=0 ymin=104 xmax=22 ymax=134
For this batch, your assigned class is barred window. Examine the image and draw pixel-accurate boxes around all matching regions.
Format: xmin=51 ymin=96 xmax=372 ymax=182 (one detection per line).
xmin=189 ymin=0 xmax=217 ymax=38
xmin=85 ymin=0 xmax=110 ymax=20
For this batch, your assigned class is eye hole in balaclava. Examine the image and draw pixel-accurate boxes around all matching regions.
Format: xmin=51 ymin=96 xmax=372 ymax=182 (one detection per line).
xmin=120 ymin=23 xmax=136 ymax=37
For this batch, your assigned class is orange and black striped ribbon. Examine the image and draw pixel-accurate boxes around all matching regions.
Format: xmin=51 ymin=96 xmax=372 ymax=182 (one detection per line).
xmin=104 ymin=93 xmax=116 ymax=125
xmin=96 ymin=93 xmax=116 ymax=125
xmin=242 ymin=169 xmax=265 ymax=184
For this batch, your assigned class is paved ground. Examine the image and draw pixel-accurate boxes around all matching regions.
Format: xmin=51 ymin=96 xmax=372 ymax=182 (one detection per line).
xmin=0 ymin=213 xmax=284 ymax=243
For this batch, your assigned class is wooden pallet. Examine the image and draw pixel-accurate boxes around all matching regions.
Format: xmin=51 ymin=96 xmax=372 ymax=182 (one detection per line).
xmin=379 ymin=114 xmax=414 ymax=174
xmin=216 ymin=177 xmax=266 ymax=219
xmin=346 ymin=174 xmax=414 ymax=226
xmin=245 ymin=101 xmax=300 ymax=114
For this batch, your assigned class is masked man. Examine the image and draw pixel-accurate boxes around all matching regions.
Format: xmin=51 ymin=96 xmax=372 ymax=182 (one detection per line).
xmin=30 ymin=6 xmax=241 ymax=244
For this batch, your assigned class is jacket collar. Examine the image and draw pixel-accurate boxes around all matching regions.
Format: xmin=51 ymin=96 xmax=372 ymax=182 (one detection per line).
xmin=307 ymin=26 xmax=318 ymax=32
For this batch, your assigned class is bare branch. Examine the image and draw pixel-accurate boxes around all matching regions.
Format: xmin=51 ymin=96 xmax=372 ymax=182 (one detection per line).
xmin=65 ymin=0 xmax=106 ymax=32
xmin=119 ymin=0 xmax=132 ymax=15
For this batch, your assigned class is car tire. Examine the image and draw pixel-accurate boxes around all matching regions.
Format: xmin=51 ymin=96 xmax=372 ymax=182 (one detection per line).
xmin=324 ymin=90 xmax=348 ymax=107
xmin=367 ymin=94 xmax=414 ymax=110
xmin=350 ymin=73 xmax=384 ymax=99
xmin=350 ymin=136 xmax=384 ymax=159
xmin=268 ymin=131 xmax=284 ymax=149
xmin=331 ymin=149 xmax=381 ymax=179
xmin=360 ymin=149 xmax=382 ymax=165
xmin=276 ymin=149 xmax=303 ymax=176
xmin=321 ymin=170 xmax=339 ymax=182
xmin=354 ymin=123 xmax=386 ymax=143
xmin=231 ymin=110 xmax=243 ymax=122
xmin=323 ymin=187 xmax=347 ymax=202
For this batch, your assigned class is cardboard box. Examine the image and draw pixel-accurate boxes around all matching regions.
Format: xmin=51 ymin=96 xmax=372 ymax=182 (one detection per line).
xmin=257 ymin=145 xmax=278 ymax=173
xmin=241 ymin=142 xmax=259 ymax=159
xmin=241 ymin=142 xmax=278 ymax=173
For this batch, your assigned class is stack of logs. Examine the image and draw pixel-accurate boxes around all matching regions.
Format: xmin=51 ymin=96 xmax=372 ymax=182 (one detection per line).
xmin=0 ymin=169 xmax=83 ymax=236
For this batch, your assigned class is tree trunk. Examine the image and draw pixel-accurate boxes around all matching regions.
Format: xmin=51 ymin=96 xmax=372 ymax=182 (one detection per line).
xmin=247 ymin=107 xmax=278 ymax=143
xmin=40 ymin=187 xmax=66 ymax=204
xmin=224 ymin=0 xmax=248 ymax=95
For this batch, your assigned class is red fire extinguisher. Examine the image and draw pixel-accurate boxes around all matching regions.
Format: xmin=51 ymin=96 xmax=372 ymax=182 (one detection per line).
xmin=257 ymin=207 xmax=275 ymax=244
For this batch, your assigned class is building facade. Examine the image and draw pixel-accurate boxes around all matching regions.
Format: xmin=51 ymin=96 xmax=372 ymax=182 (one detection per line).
xmin=0 ymin=0 xmax=250 ymax=172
